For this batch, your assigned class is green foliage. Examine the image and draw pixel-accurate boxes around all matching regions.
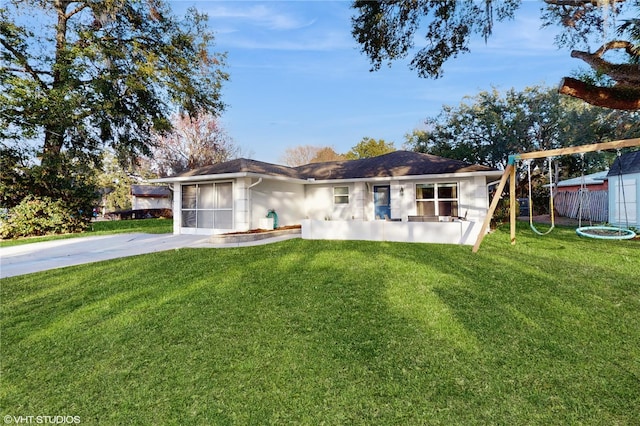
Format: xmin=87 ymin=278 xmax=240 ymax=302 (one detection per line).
xmin=1 ymin=149 xmax=98 ymax=234
xmin=0 ymin=195 xmax=88 ymax=239
xmin=351 ymin=0 xmax=519 ymax=79
xmin=351 ymin=1 xmax=639 ymax=110
xmin=345 ymin=136 xmax=395 ymax=160
xmin=405 ymin=85 xmax=640 ymax=176
xmin=1 ymin=0 xmax=227 ymax=208
xmin=96 ymin=152 xmax=134 ymax=212
xmin=492 ymin=197 xmax=519 ymax=227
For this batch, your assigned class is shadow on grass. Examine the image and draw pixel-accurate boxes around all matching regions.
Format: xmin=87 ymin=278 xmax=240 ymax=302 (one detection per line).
xmin=1 ymin=225 xmax=638 ymax=424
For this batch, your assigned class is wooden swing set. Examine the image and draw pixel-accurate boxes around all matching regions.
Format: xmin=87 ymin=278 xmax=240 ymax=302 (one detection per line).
xmin=472 ymin=137 xmax=640 ymax=253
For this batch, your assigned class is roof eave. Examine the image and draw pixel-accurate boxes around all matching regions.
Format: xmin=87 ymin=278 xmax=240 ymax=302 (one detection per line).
xmin=304 ymin=170 xmax=503 ymax=184
xmin=148 ymin=172 xmax=308 ymax=184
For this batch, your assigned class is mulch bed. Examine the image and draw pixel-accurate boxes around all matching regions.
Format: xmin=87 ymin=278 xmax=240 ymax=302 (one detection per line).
xmin=224 ymin=225 xmax=301 ymax=235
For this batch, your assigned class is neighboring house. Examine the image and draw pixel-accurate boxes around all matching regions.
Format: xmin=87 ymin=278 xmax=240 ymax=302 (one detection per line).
xmin=607 ymin=151 xmax=640 ymax=228
xmin=554 ymin=171 xmax=609 ymax=222
xmin=131 ymin=185 xmax=172 ymax=210
xmin=151 ymin=151 xmax=502 ymax=245
xmin=556 ymin=171 xmax=609 ymax=192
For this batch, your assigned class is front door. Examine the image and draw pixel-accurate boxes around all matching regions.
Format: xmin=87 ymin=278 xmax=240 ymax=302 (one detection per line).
xmin=373 ymin=185 xmax=391 ymax=220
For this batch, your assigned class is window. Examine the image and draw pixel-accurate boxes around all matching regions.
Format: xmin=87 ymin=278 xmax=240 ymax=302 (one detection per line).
xmin=181 ymin=182 xmax=233 ymax=229
xmin=415 ymin=182 xmax=458 ymax=217
xmin=334 ymin=186 xmax=349 ymax=204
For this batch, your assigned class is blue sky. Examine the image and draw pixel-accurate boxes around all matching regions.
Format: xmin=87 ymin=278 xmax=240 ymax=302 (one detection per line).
xmin=171 ymin=1 xmax=579 ymax=164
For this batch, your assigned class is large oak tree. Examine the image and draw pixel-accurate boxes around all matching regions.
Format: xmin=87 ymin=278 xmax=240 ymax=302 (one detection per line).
xmin=0 ymin=0 xmax=228 ymax=170
xmin=352 ymin=0 xmax=640 ymax=110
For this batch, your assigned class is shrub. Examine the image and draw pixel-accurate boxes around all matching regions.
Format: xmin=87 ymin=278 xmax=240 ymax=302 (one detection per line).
xmin=0 ymin=196 xmax=89 ymax=239
xmin=492 ymin=197 xmax=520 ymax=227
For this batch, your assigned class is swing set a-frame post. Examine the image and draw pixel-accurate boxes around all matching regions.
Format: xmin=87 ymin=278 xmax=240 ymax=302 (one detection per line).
xmin=472 ymin=137 xmax=640 ymax=253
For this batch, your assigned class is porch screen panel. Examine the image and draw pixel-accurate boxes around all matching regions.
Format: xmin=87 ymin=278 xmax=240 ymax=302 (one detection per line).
xmin=199 ymin=184 xmax=215 ymax=209
xmin=214 ymin=211 xmax=233 ymax=229
xmin=182 ymin=185 xmax=197 ymax=209
xmin=197 ymin=210 xmax=214 ymax=228
xmin=181 ymin=182 xmax=233 ymax=229
xmin=181 ymin=185 xmax=197 ymax=227
xmin=214 ymin=182 xmax=233 ymax=229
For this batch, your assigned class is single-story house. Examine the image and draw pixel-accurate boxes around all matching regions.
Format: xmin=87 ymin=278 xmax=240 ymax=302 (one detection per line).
xmin=131 ymin=184 xmax=172 ymax=210
xmin=607 ymin=151 xmax=639 ymax=228
xmin=151 ymin=151 xmax=502 ymax=245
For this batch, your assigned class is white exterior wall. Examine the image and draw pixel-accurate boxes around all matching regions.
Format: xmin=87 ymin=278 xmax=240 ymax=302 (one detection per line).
xmin=169 ymin=173 xmax=494 ymax=244
xmin=305 ymin=183 xmax=371 ymax=221
xmin=609 ymin=174 xmax=639 ymax=227
xmin=304 ymin=177 xmax=490 ymax=224
xmin=250 ymin=179 xmax=306 ymax=228
xmin=132 ymin=196 xmax=171 ymax=210
xmin=301 ymin=219 xmax=482 ymax=245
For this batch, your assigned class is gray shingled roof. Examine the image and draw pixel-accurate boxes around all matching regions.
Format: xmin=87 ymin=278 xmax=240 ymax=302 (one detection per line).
xmin=131 ymin=184 xmax=171 ymax=197
xmin=174 ymin=158 xmax=301 ymax=179
xmin=607 ymin=151 xmax=640 ymax=177
xmin=170 ymin=151 xmax=496 ymax=180
xmin=294 ymin=151 xmax=494 ymax=179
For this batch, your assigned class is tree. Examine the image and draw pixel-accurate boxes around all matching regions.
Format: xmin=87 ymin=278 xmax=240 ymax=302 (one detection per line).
xmin=0 ymin=0 xmax=227 ymax=183
xmin=0 ymin=144 xmax=98 ymax=232
xmin=95 ymin=151 xmax=135 ymax=212
xmin=310 ymin=147 xmax=346 ymax=163
xmin=405 ymin=85 xmax=640 ymax=175
xmin=280 ymin=145 xmax=346 ymax=166
xmin=280 ymin=145 xmax=323 ymax=167
xmin=351 ymin=0 xmax=640 ymax=110
xmin=345 ymin=137 xmax=396 ymax=159
xmin=147 ymin=113 xmax=239 ymax=177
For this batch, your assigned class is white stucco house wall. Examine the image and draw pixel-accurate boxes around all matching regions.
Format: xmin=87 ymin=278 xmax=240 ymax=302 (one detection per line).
xmin=130 ymin=185 xmax=172 ymax=210
xmin=607 ymin=151 xmax=640 ymax=228
xmin=151 ymin=151 xmax=503 ymax=245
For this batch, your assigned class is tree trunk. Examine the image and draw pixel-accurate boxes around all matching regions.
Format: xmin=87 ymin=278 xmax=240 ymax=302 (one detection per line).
xmin=558 ymin=77 xmax=640 ymax=111
xmin=41 ymin=0 xmax=71 ymax=167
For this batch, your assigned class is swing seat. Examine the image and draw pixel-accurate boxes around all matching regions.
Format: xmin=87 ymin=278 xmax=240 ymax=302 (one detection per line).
xmin=576 ymin=226 xmax=636 ymax=240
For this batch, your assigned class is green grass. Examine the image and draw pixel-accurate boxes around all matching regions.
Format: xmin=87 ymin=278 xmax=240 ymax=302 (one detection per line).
xmin=0 ymin=218 xmax=173 ymax=247
xmin=1 ymin=224 xmax=639 ymax=424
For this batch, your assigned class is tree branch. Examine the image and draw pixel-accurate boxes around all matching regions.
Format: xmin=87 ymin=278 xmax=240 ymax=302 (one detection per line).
xmin=594 ymin=40 xmax=637 ymax=57
xmin=558 ymin=77 xmax=640 ymax=110
xmin=66 ymin=3 xmax=89 ymax=19
xmin=544 ymin=0 xmax=600 ymax=5
xmin=571 ymin=45 xmax=640 ymax=85
xmin=0 ymin=38 xmax=50 ymax=91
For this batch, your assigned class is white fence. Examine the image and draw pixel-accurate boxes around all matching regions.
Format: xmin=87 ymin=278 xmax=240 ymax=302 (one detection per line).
xmin=554 ymin=190 xmax=608 ymax=223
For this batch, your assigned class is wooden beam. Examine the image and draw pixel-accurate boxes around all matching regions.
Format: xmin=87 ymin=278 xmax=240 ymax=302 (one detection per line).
xmin=472 ymin=164 xmax=513 ymax=253
xmin=509 ymin=138 xmax=640 ymax=164
xmin=509 ymin=165 xmax=517 ymax=245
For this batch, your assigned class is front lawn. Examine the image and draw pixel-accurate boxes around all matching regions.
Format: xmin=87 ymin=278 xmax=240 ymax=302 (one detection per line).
xmin=0 ymin=218 xmax=173 ymax=247
xmin=1 ymin=224 xmax=638 ymax=424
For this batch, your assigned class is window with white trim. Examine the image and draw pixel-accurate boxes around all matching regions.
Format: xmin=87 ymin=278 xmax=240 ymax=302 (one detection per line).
xmin=334 ymin=186 xmax=349 ymax=204
xmin=415 ymin=182 xmax=459 ymax=217
xmin=181 ymin=182 xmax=233 ymax=229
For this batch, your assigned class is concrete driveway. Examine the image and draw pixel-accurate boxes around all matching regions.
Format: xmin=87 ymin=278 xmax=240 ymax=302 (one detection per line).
xmin=0 ymin=233 xmax=214 ymax=279
xmin=1 ymin=232 xmax=302 ymax=279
